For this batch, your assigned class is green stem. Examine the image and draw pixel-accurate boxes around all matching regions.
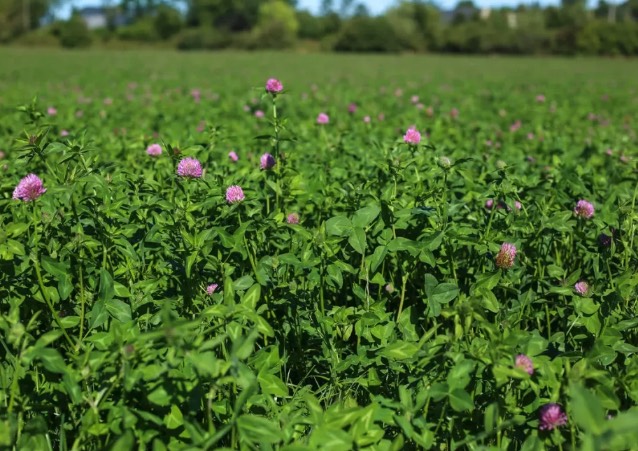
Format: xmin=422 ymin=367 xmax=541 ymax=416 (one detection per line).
xmin=34 ymin=255 xmax=75 ymax=348
xmin=397 ymin=274 xmax=408 ymax=320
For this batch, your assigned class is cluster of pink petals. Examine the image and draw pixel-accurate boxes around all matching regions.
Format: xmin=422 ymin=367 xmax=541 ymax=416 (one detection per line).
xmin=13 ymin=174 xmax=46 ymax=201
xmin=515 ymin=354 xmax=534 ymax=375
xmin=510 ymin=120 xmax=522 ymax=132
xmin=177 ymin=157 xmax=203 ymax=178
xmin=574 ymin=281 xmax=590 ymax=296
xmin=316 ymin=113 xmax=329 ymax=124
xmin=265 ymin=78 xmax=283 ymax=94
xmin=574 ymin=199 xmax=594 ymax=219
xmin=206 ymin=283 xmax=218 ymax=295
xmin=228 ymin=151 xmax=239 ymax=162
xmin=286 ymin=213 xmax=300 ymax=224
xmin=403 ymin=127 xmax=421 ymax=145
xmin=226 ymin=185 xmax=245 ymax=204
xmin=47 ymin=107 xmax=57 ymax=116
xmin=260 ymin=153 xmax=276 ymax=170
xmin=539 ymin=404 xmax=568 ymax=431
xmin=146 ymin=143 xmax=162 ymax=157
xmin=495 ymin=242 xmax=517 ymax=269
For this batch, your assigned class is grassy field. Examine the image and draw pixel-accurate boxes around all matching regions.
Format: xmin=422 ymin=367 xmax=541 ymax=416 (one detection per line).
xmin=1 ymin=49 xmax=638 ymax=450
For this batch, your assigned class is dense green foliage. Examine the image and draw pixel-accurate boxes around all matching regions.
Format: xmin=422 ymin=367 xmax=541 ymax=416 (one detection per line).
xmin=1 ymin=50 xmax=638 ymax=449
xmin=5 ymin=0 xmax=638 ymax=55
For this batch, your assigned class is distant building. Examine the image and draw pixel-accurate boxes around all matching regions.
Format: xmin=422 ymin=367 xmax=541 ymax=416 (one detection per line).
xmin=506 ymin=12 xmax=518 ymax=29
xmin=79 ymin=7 xmax=107 ymax=29
xmin=77 ymin=6 xmax=128 ymax=29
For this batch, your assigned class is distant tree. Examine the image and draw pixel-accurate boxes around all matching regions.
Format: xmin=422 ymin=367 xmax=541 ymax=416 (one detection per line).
xmin=0 ymin=0 xmax=61 ymax=40
xmin=339 ymin=0 xmax=354 ymax=16
xmin=297 ymin=9 xmax=324 ymax=38
xmin=333 ymin=16 xmax=403 ymax=52
xmin=251 ymin=0 xmax=299 ymax=48
xmin=59 ymin=11 xmax=92 ymax=48
xmin=352 ymin=3 xmax=369 ymax=17
xmin=320 ymin=0 xmax=334 ymax=15
xmin=154 ymin=4 xmax=183 ymax=39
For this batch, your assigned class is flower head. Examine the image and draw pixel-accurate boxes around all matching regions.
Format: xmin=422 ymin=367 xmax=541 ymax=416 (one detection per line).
xmin=47 ymin=107 xmax=57 ymax=116
xmin=403 ymin=127 xmax=421 ymax=145
xmin=177 ymin=157 xmax=203 ymax=178
xmin=206 ymin=284 xmax=218 ymax=295
xmin=574 ymin=281 xmax=590 ymax=296
xmin=265 ymin=78 xmax=283 ymax=94
xmin=515 ymin=354 xmax=534 ymax=375
xmin=13 ymin=174 xmax=46 ymax=201
xmin=574 ymin=199 xmax=594 ymax=219
xmin=146 ymin=143 xmax=162 ymax=157
xmin=348 ymin=103 xmax=357 ymax=114
xmin=226 ymin=185 xmax=245 ymax=204
xmin=260 ymin=153 xmax=276 ymax=170
xmin=539 ymin=403 xmax=568 ymax=431
xmin=254 ymin=110 xmax=265 ymax=118
xmin=60 ymin=130 xmax=69 ymax=137
xmin=438 ymin=156 xmax=452 ymax=169
xmin=485 ymin=199 xmax=495 ymax=209
xmin=316 ymin=113 xmax=329 ymax=124
xmin=536 ymin=94 xmax=546 ymax=103
xmin=286 ymin=213 xmax=299 ymax=224
xmin=363 ymin=115 xmax=371 ymax=124
xmin=495 ymin=242 xmax=517 ymax=270
xmin=228 ymin=151 xmax=239 ymax=162
xmin=598 ymin=233 xmax=612 ymax=248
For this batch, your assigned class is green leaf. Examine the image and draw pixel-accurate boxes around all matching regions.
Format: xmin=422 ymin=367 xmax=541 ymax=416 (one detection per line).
xmin=308 ymin=426 xmax=352 ymax=450
xmin=448 ymin=388 xmax=474 ymax=412
xmin=236 ymin=415 xmax=282 ymax=445
xmin=36 ymin=348 xmax=67 ymax=374
xmin=234 ymin=275 xmax=255 ymax=291
xmin=352 ymin=204 xmax=381 ymax=228
xmin=241 ymin=284 xmax=260 ymax=310
xmin=232 ymin=330 xmax=258 ymax=360
xmin=58 ymin=274 xmax=73 ymax=301
xmin=367 ymin=245 xmax=387 ymax=273
xmin=258 ymin=373 xmax=289 ymax=397
xmin=163 ymin=405 xmax=184 ymax=430
xmin=99 ymin=269 xmax=114 ymax=303
xmin=570 ymin=384 xmax=605 ymax=435
xmin=378 ymin=341 xmax=419 ymax=360
xmin=110 ymin=431 xmax=134 ymax=451
xmin=325 ymin=216 xmax=352 ymax=237
xmin=41 ymin=256 xmax=69 ymax=280
xmin=106 ymin=298 xmax=132 ymax=323
xmin=484 ymin=402 xmax=499 ymax=433
xmin=430 ymin=283 xmax=459 ymax=304
xmin=224 ymin=276 xmax=235 ymax=305
xmin=348 ymin=227 xmax=367 ymax=255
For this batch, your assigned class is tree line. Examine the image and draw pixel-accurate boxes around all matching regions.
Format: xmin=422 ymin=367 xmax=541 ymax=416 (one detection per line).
xmin=3 ymin=0 xmax=638 ymax=55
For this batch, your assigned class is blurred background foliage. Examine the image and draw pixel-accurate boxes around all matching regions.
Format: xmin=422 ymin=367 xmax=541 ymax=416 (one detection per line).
xmin=2 ymin=0 xmax=638 ymax=55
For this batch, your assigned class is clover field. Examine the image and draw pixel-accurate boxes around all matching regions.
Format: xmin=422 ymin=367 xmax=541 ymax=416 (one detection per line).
xmin=1 ymin=49 xmax=638 ymax=450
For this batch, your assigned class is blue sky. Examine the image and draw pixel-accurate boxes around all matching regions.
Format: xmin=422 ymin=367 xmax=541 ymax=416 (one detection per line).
xmin=58 ymin=0 xmax=569 ymax=20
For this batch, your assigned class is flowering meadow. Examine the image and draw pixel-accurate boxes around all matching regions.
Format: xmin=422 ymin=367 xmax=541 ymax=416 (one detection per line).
xmin=1 ymin=49 xmax=638 ymax=450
